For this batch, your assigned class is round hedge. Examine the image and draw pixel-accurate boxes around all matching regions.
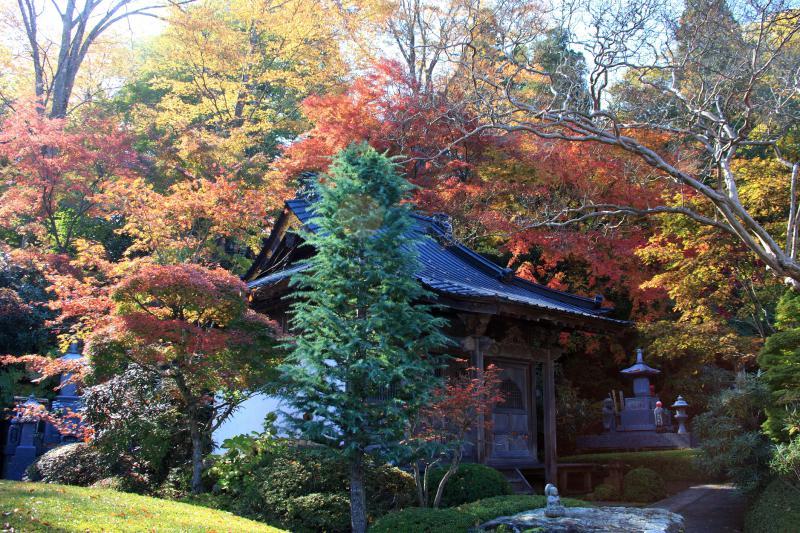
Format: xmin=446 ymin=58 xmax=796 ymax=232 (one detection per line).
xmin=588 ymin=483 xmax=620 ymax=501
xmin=25 ymin=442 xmax=106 ymax=486
xmin=369 ymin=507 xmax=475 ymax=533
xmin=622 ymin=467 xmax=666 ymax=502
xmin=426 ymin=464 xmax=512 ymax=507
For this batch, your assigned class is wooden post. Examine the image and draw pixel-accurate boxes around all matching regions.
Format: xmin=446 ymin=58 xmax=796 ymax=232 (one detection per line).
xmin=543 ymin=349 xmax=558 ymax=484
xmin=475 ymin=337 xmax=485 ymax=463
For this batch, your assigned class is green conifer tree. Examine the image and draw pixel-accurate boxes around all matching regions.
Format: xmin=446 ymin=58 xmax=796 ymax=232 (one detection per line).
xmin=759 ymin=290 xmax=800 ymax=441
xmin=281 ymin=143 xmax=448 ymax=533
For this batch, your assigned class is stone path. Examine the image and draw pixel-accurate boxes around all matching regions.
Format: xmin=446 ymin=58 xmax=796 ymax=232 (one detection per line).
xmin=654 ymin=484 xmax=745 ymax=533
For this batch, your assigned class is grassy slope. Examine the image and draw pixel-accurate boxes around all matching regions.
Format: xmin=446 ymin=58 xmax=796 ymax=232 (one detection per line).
xmin=0 ymin=481 xmax=285 ymax=533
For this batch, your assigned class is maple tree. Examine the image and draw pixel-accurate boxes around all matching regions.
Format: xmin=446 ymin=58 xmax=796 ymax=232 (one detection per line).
xmin=86 ymin=263 xmax=280 ymax=494
xmin=0 ymin=100 xmax=135 ymax=254
xmin=119 ymin=0 xmax=347 ymax=180
xmin=403 ymin=363 xmax=504 ymax=508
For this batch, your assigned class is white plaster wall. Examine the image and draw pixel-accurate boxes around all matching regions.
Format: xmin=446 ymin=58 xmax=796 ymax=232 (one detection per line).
xmin=212 ymin=393 xmax=284 ymax=452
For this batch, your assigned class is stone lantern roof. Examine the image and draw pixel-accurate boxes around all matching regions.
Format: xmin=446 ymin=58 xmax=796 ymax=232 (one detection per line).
xmin=620 ymin=348 xmax=660 ymax=377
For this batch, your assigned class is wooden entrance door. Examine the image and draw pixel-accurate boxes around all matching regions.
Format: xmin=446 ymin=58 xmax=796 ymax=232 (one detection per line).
xmin=487 ymin=360 xmax=535 ymax=463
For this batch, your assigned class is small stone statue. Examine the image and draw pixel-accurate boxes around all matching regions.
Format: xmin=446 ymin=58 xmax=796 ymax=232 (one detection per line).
xmin=544 ymin=483 xmax=566 ymax=518
xmin=653 ymin=400 xmax=665 ymax=432
xmin=602 ymin=397 xmax=615 ymax=431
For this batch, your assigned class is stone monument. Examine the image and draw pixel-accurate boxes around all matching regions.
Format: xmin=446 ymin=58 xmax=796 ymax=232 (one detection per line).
xmin=575 ymin=347 xmax=692 ymax=452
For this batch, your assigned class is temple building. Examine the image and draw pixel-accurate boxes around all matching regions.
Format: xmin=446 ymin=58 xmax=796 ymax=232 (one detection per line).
xmin=218 ymin=196 xmax=630 ymax=487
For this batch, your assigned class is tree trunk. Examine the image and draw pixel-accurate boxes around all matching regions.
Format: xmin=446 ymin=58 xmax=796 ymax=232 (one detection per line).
xmin=188 ymin=412 xmax=204 ymax=494
xmin=350 ymin=450 xmax=368 ymax=533
xmin=432 ymin=457 xmax=460 ymax=509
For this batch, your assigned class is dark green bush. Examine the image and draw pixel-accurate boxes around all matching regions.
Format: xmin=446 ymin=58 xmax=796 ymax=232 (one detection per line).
xmin=371 ymin=494 xmax=590 ymax=532
xmin=25 ymin=442 xmax=106 ymax=486
xmin=623 ymin=467 xmax=666 ymax=502
xmin=82 ymin=364 xmax=190 ymax=493
xmin=285 ymin=493 xmax=351 ymax=532
xmin=426 ymin=464 xmax=511 ymax=507
xmin=694 ymin=375 xmax=772 ymax=492
xmin=745 ymin=478 xmax=800 ymax=533
xmin=369 ymin=507 xmax=477 ymax=533
xmin=212 ymin=435 xmax=415 ymax=532
xmin=560 ymin=449 xmax=707 ymax=483
xmin=587 ymin=483 xmax=620 ymax=501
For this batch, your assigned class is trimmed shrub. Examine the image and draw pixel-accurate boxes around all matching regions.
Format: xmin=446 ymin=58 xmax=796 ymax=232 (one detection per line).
xmin=25 ymin=442 xmax=106 ymax=486
xmin=284 ymin=493 xmax=351 ymax=532
xmin=745 ymin=478 xmax=800 ymax=533
xmin=369 ymin=507 xmax=477 ymax=533
xmin=623 ymin=467 xmax=666 ymax=503
xmin=426 ymin=464 xmax=511 ymax=507
xmin=212 ymin=437 xmax=415 ymax=532
xmin=456 ymin=494 xmax=587 ymax=523
xmin=560 ymin=449 xmax=707 ymax=483
xmin=587 ymin=483 xmax=620 ymax=501
xmin=371 ymin=494 xmax=590 ymax=532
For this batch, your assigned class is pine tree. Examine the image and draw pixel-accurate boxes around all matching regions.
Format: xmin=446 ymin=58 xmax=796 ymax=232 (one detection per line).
xmin=281 ymin=143 xmax=448 ymax=533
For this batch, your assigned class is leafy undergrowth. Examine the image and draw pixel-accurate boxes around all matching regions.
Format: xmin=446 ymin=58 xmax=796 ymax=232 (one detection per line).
xmin=744 ymin=479 xmax=800 ymax=533
xmin=0 ymin=481 xmax=286 ymax=532
xmin=370 ymin=494 xmax=589 ymax=533
xmin=561 ymin=449 xmax=707 ymax=483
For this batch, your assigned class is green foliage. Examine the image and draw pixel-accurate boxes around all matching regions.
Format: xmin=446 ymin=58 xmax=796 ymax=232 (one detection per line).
xmin=455 ymin=494 xmax=586 ymax=522
xmin=694 ymin=375 xmax=772 ymax=491
xmin=560 ymin=449 xmax=707 ymax=483
xmin=556 ymin=377 xmax=593 ymax=454
xmin=622 ymin=467 xmax=666 ymax=503
xmin=24 ymin=443 xmax=107 ymax=486
xmin=211 ymin=428 xmax=415 ymax=533
xmin=744 ymin=479 xmax=800 ymax=533
xmin=0 ymin=480 xmax=286 ymax=532
xmin=82 ymin=364 xmax=189 ymax=493
xmin=425 ymin=464 xmax=511 ymax=507
xmin=587 ymin=483 xmax=620 ymax=501
xmin=370 ymin=494 xmax=589 ymax=533
xmin=759 ymin=289 xmax=800 ymax=441
xmin=282 ymin=143 xmax=448 ymax=461
xmin=770 ymin=436 xmax=800 ymax=485
xmin=369 ymin=507 xmax=474 ymax=533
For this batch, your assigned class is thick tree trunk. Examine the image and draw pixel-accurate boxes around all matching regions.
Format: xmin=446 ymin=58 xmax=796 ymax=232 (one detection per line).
xmin=188 ymin=411 xmax=204 ymax=494
xmin=350 ymin=451 xmax=368 ymax=533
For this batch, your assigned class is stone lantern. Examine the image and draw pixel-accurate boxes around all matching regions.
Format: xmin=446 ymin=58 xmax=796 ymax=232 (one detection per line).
xmin=671 ymin=396 xmax=689 ymax=434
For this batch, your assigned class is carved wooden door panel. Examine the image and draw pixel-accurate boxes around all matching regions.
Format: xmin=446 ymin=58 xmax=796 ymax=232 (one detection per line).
xmin=488 ymin=361 xmax=534 ymax=461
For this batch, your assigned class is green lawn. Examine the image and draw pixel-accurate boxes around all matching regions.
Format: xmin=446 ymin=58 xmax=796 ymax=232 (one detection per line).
xmin=0 ymin=480 xmax=286 ymax=532
xmin=560 ymin=449 xmax=707 ymax=483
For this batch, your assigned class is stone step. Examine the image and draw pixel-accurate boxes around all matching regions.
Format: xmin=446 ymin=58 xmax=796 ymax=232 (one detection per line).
xmin=499 ymin=468 xmax=534 ymax=494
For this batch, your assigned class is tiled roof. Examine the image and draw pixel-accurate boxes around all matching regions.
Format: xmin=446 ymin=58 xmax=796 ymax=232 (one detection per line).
xmin=248 ymin=198 xmax=627 ymax=326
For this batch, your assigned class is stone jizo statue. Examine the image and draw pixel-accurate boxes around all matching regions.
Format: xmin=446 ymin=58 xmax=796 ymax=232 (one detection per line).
xmin=544 ymin=483 xmax=566 ymax=518
xmin=602 ymin=397 xmax=615 ymax=431
xmin=653 ymin=400 xmax=665 ymax=432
